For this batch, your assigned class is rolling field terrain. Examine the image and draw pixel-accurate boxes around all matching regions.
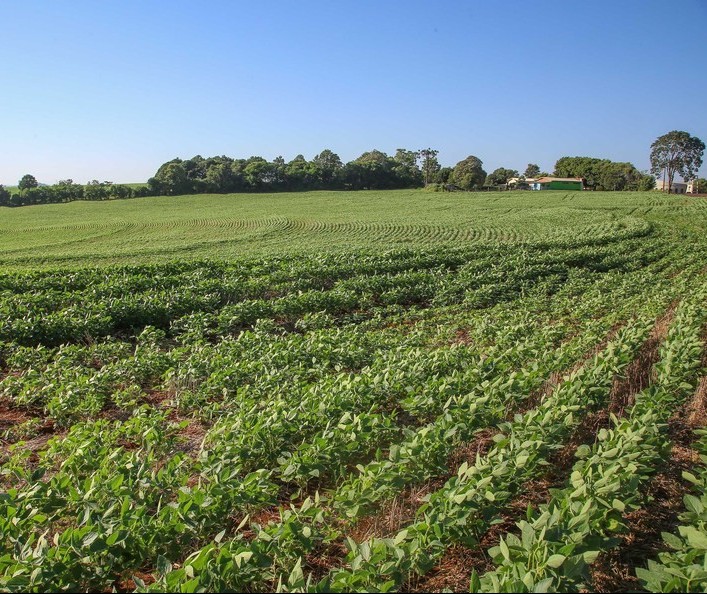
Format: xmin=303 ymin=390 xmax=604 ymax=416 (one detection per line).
xmin=0 ymin=190 xmax=706 ymax=592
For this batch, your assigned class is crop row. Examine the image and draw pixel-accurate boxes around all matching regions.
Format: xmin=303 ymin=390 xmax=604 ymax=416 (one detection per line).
xmin=471 ymin=296 xmax=706 ymax=592
xmin=137 ymin=320 xmax=650 ymax=592
xmin=0 ymin=237 xmax=667 ymax=347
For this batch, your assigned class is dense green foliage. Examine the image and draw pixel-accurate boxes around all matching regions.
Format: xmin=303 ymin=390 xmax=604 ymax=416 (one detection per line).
xmin=554 ymin=156 xmax=655 ymax=191
xmin=650 ymin=130 xmax=705 ymax=193
xmin=0 ymin=190 xmax=705 ymax=592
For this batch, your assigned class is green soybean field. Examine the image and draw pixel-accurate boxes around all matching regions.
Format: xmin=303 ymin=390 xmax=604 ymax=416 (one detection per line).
xmin=0 ymin=189 xmax=706 ymax=592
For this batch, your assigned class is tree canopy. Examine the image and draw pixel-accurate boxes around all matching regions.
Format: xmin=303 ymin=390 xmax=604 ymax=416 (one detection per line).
xmin=18 ymin=174 xmax=39 ymax=191
xmin=451 ymin=156 xmax=487 ymax=190
xmin=524 ymin=164 xmax=541 ymax=178
xmin=650 ymin=131 xmax=705 ymax=193
xmin=486 ymin=167 xmax=519 ymax=187
xmin=554 ymin=156 xmax=653 ymax=191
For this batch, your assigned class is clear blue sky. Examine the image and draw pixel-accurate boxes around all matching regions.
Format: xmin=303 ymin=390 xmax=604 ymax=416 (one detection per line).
xmin=2 ymin=0 xmax=706 ymax=185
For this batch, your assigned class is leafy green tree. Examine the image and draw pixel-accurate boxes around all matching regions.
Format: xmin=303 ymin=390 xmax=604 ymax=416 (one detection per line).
xmin=108 ymin=184 xmax=132 ymax=200
xmin=452 ymin=156 xmax=487 ymax=190
xmin=419 ymin=148 xmax=440 ymax=186
xmin=243 ymin=157 xmax=276 ymax=191
xmin=183 ymin=155 xmax=208 ymax=182
xmin=204 ymin=162 xmax=235 ymax=193
xmin=18 ymin=174 xmax=39 ymax=191
xmin=54 ymin=179 xmax=84 ymax=202
xmin=555 ymin=156 xmax=648 ymax=191
xmin=524 ymin=164 xmax=540 ymax=178
xmin=392 ymin=149 xmax=423 ymax=188
xmin=84 ymin=180 xmax=111 ymax=200
xmin=486 ymin=167 xmax=519 ymax=186
xmin=350 ymin=150 xmax=396 ymax=189
xmin=285 ymin=155 xmax=317 ymax=191
xmin=312 ymin=149 xmax=343 ymax=188
xmin=690 ymin=177 xmax=707 ymax=193
xmin=650 ymin=130 xmax=705 ymax=193
xmin=152 ymin=160 xmax=190 ymax=195
xmin=0 ymin=185 xmax=10 ymax=206
xmin=638 ymin=174 xmax=656 ymax=191
xmin=436 ymin=167 xmax=453 ymax=184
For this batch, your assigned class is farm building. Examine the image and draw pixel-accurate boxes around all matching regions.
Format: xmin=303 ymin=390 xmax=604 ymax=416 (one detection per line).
xmin=507 ymin=177 xmax=538 ymax=189
xmin=656 ymin=180 xmax=688 ymax=193
xmin=531 ymin=177 xmax=585 ymax=191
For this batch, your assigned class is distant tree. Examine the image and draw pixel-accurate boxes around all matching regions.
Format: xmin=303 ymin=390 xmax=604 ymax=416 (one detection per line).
xmin=18 ymin=174 xmax=39 ymax=191
xmin=638 ymin=174 xmax=656 ymax=191
xmin=486 ymin=167 xmax=519 ymax=186
xmin=555 ymin=156 xmax=647 ymax=191
xmin=243 ymin=156 xmax=276 ymax=190
xmin=0 ymin=185 xmax=10 ymax=206
xmin=650 ymin=130 xmax=705 ymax=193
xmin=84 ymin=180 xmax=110 ymax=201
xmin=392 ymin=148 xmax=423 ymax=187
xmin=285 ymin=154 xmax=317 ymax=191
xmin=54 ymin=179 xmax=84 ymax=202
xmin=152 ymin=160 xmax=190 ymax=195
xmin=435 ymin=167 xmax=454 ymax=184
xmin=204 ymin=162 xmax=236 ymax=193
xmin=349 ymin=150 xmax=396 ymax=189
xmin=312 ymin=149 xmax=343 ymax=188
xmin=108 ymin=184 xmax=132 ymax=200
xmin=21 ymin=186 xmax=50 ymax=205
xmin=451 ymin=156 xmax=487 ymax=190
xmin=691 ymin=178 xmax=707 ymax=193
xmin=183 ymin=155 xmax=208 ymax=181
xmin=419 ymin=148 xmax=440 ymax=186
xmin=524 ymin=164 xmax=541 ymax=178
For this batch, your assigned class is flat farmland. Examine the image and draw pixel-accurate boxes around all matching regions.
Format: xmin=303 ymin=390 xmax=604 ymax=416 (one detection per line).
xmin=0 ymin=190 xmax=698 ymax=268
xmin=0 ymin=190 xmax=706 ymax=592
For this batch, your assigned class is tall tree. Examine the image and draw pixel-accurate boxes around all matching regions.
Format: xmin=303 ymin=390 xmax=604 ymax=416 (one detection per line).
xmin=451 ymin=156 xmax=486 ymax=190
xmin=392 ymin=149 xmax=423 ymax=187
xmin=486 ymin=167 xmax=519 ymax=186
xmin=152 ymin=160 xmax=190 ymax=195
xmin=312 ymin=149 xmax=343 ymax=188
xmin=650 ymin=130 xmax=705 ymax=193
xmin=18 ymin=174 xmax=39 ymax=191
xmin=419 ymin=148 xmax=440 ymax=186
xmin=524 ymin=163 xmax=540 ymax=178
xmin=0 ymin=185 xmax=10 ymax=207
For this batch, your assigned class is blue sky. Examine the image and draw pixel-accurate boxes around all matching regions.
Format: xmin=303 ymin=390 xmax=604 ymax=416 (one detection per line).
xmin=2 ymin=0 xmax=706 ymax=185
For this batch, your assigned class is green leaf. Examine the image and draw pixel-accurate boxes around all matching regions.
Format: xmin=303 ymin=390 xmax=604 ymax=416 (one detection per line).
xmin=533 ymin=577 xmax=554 ymax=592
xmin=546 ymin=554 xmax=566 ymax=568
xmin=575 ymin=444 xmax=591 ymax=459
xmin=156 ymin=554 xmax=172 ymax=576
xmin=661 ymin=531 xmax=684 ymax=550
xmin=682 ymin=471 xmax=701 ymax=485
xmin=684 ymin=494 xmax=704 ymax=515
xmin=469 ymin=570 xmax=481 ymax=592
xmin=612 ymin=498 xmax=626 ymax=512
xmin=681 ymin=526 xmax=707 ymax=550
xmin=499 ymin=539 xmax=510 ymax=561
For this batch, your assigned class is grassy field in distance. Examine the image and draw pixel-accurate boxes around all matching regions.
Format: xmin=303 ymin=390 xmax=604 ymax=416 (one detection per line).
xmin=0 ymin=189 xmax=703 ymax=269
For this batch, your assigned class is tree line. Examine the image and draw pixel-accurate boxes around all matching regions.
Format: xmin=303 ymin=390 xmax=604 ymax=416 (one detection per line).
xmin=1 ymin=131 xmax=703 ymax=206
xmin=145 ymin=149 xmax=490 ymax=195
xmin=0 ymin=176 xmax=152 ymax=207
